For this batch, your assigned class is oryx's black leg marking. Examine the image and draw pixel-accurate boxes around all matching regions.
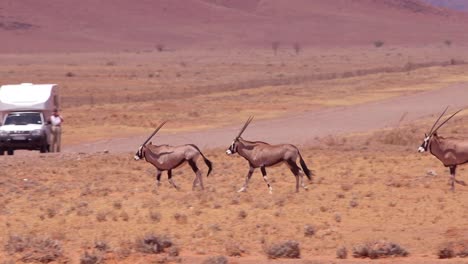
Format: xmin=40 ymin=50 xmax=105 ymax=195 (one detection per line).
xmin=238 ymin=165 xmax=255 ymax=192
xmin=287 ymin=160 xmax=301 ymax=192
xmin=260 ymin=166 xmax=273 ymax=193
xmin=189 ymin=159 xmax=203 ymax=190
xmin=168 ymin=169 xmax=179 ymax=190
xmin=450 ymin=166 xmax=456 ymax=191
xmin=156 ymin=169 xmax=162 ymax=187
xmin=450 ymin=165 xmax=466 ymax=190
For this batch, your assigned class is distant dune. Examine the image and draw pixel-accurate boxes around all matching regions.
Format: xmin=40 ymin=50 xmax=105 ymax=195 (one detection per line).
xmin=0 ymin=0 xmax=467 ymax=52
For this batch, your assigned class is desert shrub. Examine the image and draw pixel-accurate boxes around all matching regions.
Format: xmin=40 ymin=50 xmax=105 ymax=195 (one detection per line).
xmin=135 ymin=234 xmax=174 ymax=254
xmin=265 ymin=240 xmax=300 ymax=259
xmin=238 ymin=210 xmax=247 ymax=219
xmin=94 ymin=240 xmax=109 ymax=252
xmin=167 ymin=246 xmax=180 ymax=257
xmin=373 ymin=127 xmax=420 ymax=146
xmin=201 ymin=255 xmax=228 ymax=264
xmin=80 ymin=251 xmax=102 ymax=264
xmin=352 ymin=240 xmax=408 ymax=259
xmin=444 ymin=40 xmax=452 ymax=46
xmin=113 ymin=201 xmax=122 ymax=209
xmin=336 ymin=246 xmax=348 ymax=259
xmin=65 ymin=72 xmax=75 ymax=77
xmin=156 ymin=44 xmax=164 ymax=52
xmin=4 ymin=235 xmax=64 ymax=263
xmin=373 ymin=40 xmax=384 ymax=48
xmin=120 ymin=211 xmax=129 ymax=221
xmin=96 ymin=211 xmax=107 ymax=222
xmin=225 ymin=241 xmax=245 ymax=256
xmin=304 ymin=225 xmax=316 ymax=237
xmin=149 ymin=210 xmax=161 ymax=222
xmin=438 ymin=240 xmax=468 ymax=258
xmin=174 ymin=213 xmax=187 ymax=224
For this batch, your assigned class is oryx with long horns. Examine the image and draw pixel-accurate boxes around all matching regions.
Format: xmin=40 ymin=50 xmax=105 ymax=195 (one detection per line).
xmin=226 ymin=116 xmax=313 ymax=193
xmin=134 ymin=121 xmax=213 ymax=190
xmin=418 ymin=107 xmax=467 ymax=191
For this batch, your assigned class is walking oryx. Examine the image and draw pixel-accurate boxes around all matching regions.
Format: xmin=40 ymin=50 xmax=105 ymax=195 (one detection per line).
xmin=418 ymin=107 xmax=467 ymax=191
xmin=134 ymin=121 xmax=213 ymax=190
xmin=226 ymin=116 xmax=313 ymax=193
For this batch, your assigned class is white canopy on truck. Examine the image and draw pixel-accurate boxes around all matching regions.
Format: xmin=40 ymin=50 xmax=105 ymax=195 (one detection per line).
xmin=0 ymin=83 xmax=59 ymax=112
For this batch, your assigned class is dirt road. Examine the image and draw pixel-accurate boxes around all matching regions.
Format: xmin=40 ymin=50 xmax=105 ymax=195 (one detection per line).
xmin=66 ymin=83 xmax=468 ymax=153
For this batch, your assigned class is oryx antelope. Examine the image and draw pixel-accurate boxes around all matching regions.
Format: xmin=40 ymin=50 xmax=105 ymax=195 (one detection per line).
xmin=418 ymin=107 xmax=467 ymax=191
xmin=226 ymin=117 xmax=313 ymax=193
xmin=134 ymin=121 xmax=213 ymax=190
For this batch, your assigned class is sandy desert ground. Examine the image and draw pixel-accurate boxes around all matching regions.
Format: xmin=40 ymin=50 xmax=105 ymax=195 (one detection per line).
xmin=2 ymin=0 xmax=468 ymax=263
xmin=1 ymin=47 xmax=468 ymax=263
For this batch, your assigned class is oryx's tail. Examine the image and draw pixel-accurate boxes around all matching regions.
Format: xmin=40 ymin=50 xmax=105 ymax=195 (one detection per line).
xmin=299 ymin=152 xmax=312 ymax=180
xmin=190 ymin=144 xmax=213 ymax=177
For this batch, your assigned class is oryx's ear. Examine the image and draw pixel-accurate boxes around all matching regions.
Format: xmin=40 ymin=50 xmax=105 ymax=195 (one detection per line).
xmin=424 ymin=133 xmax=427 ymax=137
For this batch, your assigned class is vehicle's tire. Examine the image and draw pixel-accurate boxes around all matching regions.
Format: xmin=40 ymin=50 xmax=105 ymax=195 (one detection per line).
xmin=40 ymin=145 xmax=47 ymax=153
xmin=7 ymin=149 xmax=14 ymax=155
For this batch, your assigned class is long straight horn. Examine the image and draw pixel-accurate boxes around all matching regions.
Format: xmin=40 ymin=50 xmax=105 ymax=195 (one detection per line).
xmin=236 ymin=116 xmax=254 ymax=139
xmin=142 ymin=120 xmax=167 ymax=146
xmin=428 ymin=106 xmax=449 ymax=135
xmin=432 ymin=109 xmax=463 ymax=135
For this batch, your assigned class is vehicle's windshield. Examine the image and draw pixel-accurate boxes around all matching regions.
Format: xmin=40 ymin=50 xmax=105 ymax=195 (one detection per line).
xmin=4 ymin=113 xmax=42 ymax=125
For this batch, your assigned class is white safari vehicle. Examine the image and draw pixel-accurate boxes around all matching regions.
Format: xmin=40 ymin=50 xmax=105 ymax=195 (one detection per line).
xmin=0 ymin=83 xmax=60 ymax=155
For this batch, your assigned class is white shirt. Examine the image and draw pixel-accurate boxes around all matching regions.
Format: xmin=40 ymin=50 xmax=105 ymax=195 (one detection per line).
xmin=50 ymin=115 xmax=63 ymax=126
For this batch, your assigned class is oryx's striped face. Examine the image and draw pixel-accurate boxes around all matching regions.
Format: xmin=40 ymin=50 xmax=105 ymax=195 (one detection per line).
xmin=134 ymin=146 xmax=144 ymax=160
xmin=418 ymin=134 xmax=430 ymax=153
xmin=226 ymin=140 xmax=238 ymax=155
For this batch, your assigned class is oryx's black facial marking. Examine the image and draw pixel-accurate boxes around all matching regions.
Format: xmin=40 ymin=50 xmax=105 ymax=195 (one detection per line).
xmin=134 ymin=146 xmax=144 ymax=160
xmin=418 ymin=134 xmax=430 ymax=153
xmin=226 ymin=139 xmax=238 ymax=155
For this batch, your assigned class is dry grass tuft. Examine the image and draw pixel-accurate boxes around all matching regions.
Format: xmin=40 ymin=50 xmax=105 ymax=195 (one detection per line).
xmin=352 ymin=240 xmax=408 ymax=259
xmin=174 ymin=213 xmax=188 ymax=224
xmin=265 ymin=240 xmax=301 ymax=259
xmin=4 ymin=235 xmax=65 ymax=263
xmin=225 ymin=241 xmax=245 ymax=257
xmin=135 ymin=234 xmax=174 ymax=255
xmin=336 ymin=246 xmax=348 ymax=259
xmin=201 ymin=255 xmax=228 ymax=264
xmin=304 ymin=225 xmax=316 ymax=237
xmin=80 ymin=251 xmax=102 ymax=264
xmin=149 ymin=210 xmax=162 ymax=222
xmin=94 ymin=240 xmax=109 ymax=252
xmin=438 ymin=240 xmax=468 ymax=259
xmin=238 ymin=210 xmax=247 ymax=219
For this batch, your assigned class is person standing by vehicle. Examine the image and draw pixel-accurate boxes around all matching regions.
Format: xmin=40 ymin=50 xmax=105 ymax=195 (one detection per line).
xmin=49 ymin=109 xmax=63 ymax=152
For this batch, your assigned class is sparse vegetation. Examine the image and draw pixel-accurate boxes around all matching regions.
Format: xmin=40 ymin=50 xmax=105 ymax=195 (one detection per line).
xmin=336 ymin=246 xmax=348 ymax=259
xmin=80 ymin=251 xmax=102 ymax=264
xmin=373 ymin=40 xmax=384 ymax=48
xmin=225 ymin=241 xmax=245 ymax=256
xmin=265 ymin=240 xmax=301 ymax=259
xmin=352 ymin=240 xmax=408 ymax=259
xmin=304 ymin=225 xmax=316 ymax=237
xmin=156 ymin=44 xmax=164 ymax=52
xmin=4 ymin=235 xmax=65 ymax=263
xmin=438 ymin=241 xmax=468 ymax=259
xmin=135 ymin=234 xmax=174 ymax=255
xmin=444 ymin=40 xmax=452 ymax=46
xmin=201 ymin=255 xmax=228 ymax=264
